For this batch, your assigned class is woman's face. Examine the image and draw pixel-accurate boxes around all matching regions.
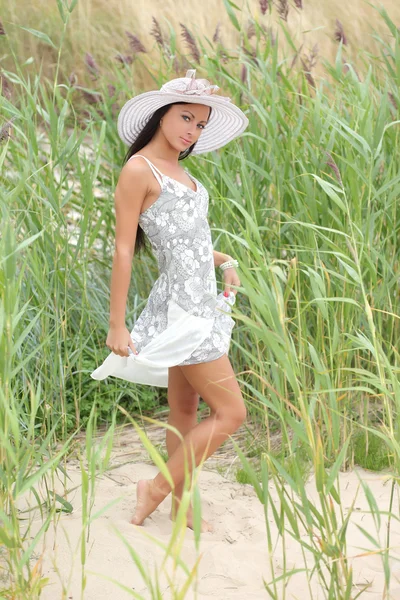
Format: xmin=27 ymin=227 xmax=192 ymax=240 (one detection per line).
xmin=161 ymin=103 xmax=211 ymax=151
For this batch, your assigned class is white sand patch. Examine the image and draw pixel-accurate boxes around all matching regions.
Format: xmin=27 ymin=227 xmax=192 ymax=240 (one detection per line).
xmin=21 ymin=459 xmax=400 ymax=600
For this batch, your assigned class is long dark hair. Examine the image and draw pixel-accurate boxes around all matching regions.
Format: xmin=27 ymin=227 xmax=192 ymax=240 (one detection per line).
xmin=121 ymin=101 xmax=212 ymax=256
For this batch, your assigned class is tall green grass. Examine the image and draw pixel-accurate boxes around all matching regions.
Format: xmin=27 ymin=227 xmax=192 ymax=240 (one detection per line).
xmin=1 ymin=0 xmax=400 ymax=597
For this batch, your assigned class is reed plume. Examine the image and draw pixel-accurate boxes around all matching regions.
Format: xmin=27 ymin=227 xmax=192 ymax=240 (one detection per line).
xmin=259 ymin=0 xmax=269 ymax=15
xmin=125 ymin=31 xmax=147 ymax=53
xmin=276 ymin=0 xmax=289 ymax=21
xmin=150 ymin=17 xmax=173 ymax=59
xmin=115 ymin=53 xmax=133 ymax=65
xmin=80 ymin=89 xmax=102 ymax=105
xmin=247 ymin=22 xmax=256 ymax=40
xmin=150 ymin=17 xmax=164 ymax=48
xmin=68 ymin=72 xmax=77 ymax=86
xmin=173 ymin=56 xmax=181 ymax=74
xmin=213 ymin=22 xmax=222 ymax=44
xmin=325 ymin=151 xmax=343 ymax=187
xmin=84 ymin=52 xmax=100 ymax=80
xmin=290 ymin=44 xmax=303 ymax=70
xmin=300 ymin=61 xmax=316 ymax=88
xmin=300 ymin=42 xmax=318 ymax=87
xmin=0 ymin=72 xmax=13 ymax=99
xmin=334 ymin=19 xmax=347 ymax=45
xmin=180 ymin=24 xmax=201 ymax=64
xmin=243 ymin=44 xmax=259 ymax=66
xmin=388 ymin=92 xmax=398 ymax=110
xmin=0 ymin=116 xmax=17 ymax=143
xmin=306 ymin=43 xmax=318 ymax=70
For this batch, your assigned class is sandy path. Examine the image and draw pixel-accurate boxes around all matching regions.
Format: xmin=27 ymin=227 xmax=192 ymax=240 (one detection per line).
xmin=21 ymin=421 xmax=400 ymax=599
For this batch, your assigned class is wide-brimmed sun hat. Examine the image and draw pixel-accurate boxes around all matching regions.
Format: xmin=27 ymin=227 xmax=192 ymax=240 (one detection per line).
xmin=117 ymin=69 xmax=249 ymax=155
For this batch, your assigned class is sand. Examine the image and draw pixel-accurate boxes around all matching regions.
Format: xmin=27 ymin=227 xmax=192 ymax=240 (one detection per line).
xmin=21 ymin=423 xmax=400 ymax=600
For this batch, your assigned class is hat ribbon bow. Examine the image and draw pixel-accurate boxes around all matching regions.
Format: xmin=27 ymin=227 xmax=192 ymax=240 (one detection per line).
xmin=163 ymin=69 xmax=232 ymax=102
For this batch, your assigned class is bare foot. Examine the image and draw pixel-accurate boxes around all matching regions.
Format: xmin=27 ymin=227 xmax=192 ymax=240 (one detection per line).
xmin=170 ymin=500 xmax=214 ymax=533
xmin=130 ymin=479 xmax=167 ymax=526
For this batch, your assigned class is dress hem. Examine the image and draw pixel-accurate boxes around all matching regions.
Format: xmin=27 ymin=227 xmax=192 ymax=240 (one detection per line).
xmin=90 ymin=298 xmax=218 ymax=388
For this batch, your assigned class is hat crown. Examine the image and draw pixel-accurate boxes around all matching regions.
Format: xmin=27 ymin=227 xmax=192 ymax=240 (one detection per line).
xmin=160 ymin=69 xmax=226 ymax=99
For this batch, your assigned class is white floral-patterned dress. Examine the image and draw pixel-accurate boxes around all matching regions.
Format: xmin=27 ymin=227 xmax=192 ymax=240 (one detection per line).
xmin=90 ymin=154 xmax=236 ymax=388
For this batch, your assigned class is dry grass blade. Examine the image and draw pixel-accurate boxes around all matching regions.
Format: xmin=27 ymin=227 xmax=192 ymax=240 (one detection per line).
xmin=265 ymin=25 xmax=277 ymax=45
xmin=342 ymin=58 xmax=361 ymax=81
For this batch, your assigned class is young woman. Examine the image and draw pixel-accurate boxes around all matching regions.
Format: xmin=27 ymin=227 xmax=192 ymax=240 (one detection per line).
xmin=91 ymin=69 xmax=249 ymax=532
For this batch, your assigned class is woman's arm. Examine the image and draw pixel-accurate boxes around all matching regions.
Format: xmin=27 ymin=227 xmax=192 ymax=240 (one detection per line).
xmin=213 ymin=250 xmax=232 ymax=267
xmin=108 ymin=161 xmax=150 ymax=328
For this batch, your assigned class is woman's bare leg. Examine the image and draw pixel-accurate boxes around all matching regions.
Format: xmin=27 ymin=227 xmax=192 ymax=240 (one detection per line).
xmin=165 ymin=364 xmax=212 ymax=531
xmin=130 ymin=354 xmax=246 ymax=526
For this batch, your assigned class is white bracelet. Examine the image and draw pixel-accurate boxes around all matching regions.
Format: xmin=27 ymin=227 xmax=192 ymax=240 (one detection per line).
xmin=219 ymin=259 xmax=239 ymax=271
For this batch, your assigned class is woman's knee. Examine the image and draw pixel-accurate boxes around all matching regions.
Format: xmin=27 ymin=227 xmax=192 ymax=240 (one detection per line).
xmin=215 ymin=400 xmax=247 ymax=432
xmin=236 ymin=402 xmax=247 ymax=426
xmin=229 ymin=402 xmax=247 ymax=429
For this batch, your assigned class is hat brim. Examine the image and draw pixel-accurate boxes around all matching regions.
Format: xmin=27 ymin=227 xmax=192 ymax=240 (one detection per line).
xmin=117 ymin=90 xmax=249 ymax=155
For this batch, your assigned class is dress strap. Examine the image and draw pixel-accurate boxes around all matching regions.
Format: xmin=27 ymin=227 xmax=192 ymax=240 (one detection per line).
xmin=127 ymin=154 xmax=164 ymax=188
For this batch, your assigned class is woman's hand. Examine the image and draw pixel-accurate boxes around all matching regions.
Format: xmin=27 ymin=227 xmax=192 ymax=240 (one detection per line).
xmin=106 ymin=325 xmax=138 ymax=357
xmin=222 ymin=267 xmax=241 ymax=297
